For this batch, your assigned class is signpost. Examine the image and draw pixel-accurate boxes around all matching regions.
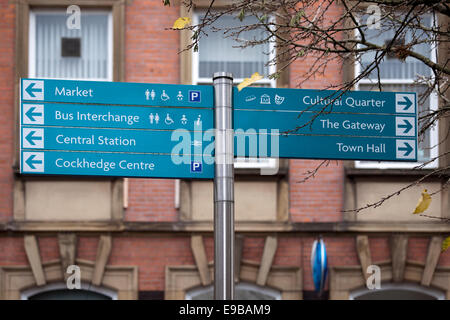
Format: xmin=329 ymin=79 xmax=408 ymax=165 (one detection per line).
xmin=20 ymin=76 xmax=419 ymax=300
xmin=234 ymin=87 xmax=417 ymax=161
xmin=20 ymin=78 xmax=214 ymax=179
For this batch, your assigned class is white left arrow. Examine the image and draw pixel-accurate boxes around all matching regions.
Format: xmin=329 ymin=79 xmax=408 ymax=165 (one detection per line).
xmin=22 ymin=128 xmax=44 ymax=149
xmin=22 ymin=80 xmax=44 ymax=101
xmin=23 ymin=104 xmax=44 ymax=124
xmin=22 ymin=152 xmax=44 ymax=172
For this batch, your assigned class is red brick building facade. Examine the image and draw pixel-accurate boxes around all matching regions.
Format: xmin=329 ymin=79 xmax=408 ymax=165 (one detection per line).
xmin=0 ymin=0 xmax=449 ymax=300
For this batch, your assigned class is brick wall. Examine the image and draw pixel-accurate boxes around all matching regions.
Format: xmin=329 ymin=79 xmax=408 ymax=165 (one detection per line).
xmin=0 ymin=1 xmax=15 ymax=221
xmin=1 ymin=235 xmax=449 ymax=292
xmin=110 ymin=237 xmax=194 ymax=290
xmin=0 ymin=237 xmax=28 ymax=266
xmin=287 ymin=1 xmax=345 ymax=223
xmin=289 ymin=160 xmax=344 ymax=222
xmin=125 ymin=0 xmax=180 ymax=222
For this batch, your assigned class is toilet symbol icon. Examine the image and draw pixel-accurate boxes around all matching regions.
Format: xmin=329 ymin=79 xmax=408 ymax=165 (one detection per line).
xmin=181 ymin=114 xmax=187 ymax=125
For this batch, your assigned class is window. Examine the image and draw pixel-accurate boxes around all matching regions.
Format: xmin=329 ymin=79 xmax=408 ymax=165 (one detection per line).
xmin=29 ymin=9 xmax=113 ymax=81
xmin=193 ymin=12 xmax=275 ymax=85
xmin=13 ymin=2 xmax=124 ymax=222
xmin=354 ymin=14 xmax=438 ymax=169
xmin=193 ymin=11 xmax=277 ymax=170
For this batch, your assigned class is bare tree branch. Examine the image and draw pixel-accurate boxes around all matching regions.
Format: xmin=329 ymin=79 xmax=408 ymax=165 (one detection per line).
xmin=174 ymin=0 xmax=450 ymax=216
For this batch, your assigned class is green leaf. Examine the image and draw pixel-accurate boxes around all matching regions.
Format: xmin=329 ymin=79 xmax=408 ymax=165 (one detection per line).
xmin=268 ymin=73 xmax=280 ymax=80
xmin=193 ymin=43 xmax=199 ymax=52
xmin=163 ymin=0 xmax=171 ymax=6
xmin=238 ymin=8 xmax=245 ymax=22
xmin=289 ymin=10 xmax=304 ymax=27
xmin=297 ymin=50 xmax=305 ymax=57
xmin=289 ymin=16 xmax=296 ymax=27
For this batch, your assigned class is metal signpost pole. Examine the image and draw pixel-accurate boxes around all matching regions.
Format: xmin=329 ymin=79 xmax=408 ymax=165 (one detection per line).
xmin=213 ymin=72 xmax=234 ymax=300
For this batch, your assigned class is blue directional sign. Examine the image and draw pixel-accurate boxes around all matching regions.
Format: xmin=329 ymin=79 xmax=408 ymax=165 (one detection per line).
xmin=21 ymin=126 xmax=211 ymax=154
xmin=234 ymin=87 xmax=416 ymax=114
xmin=20 ymin=78 xmax=214 ymax=179
xmin=235 ymin=111 xmax=416 ymax=137
xmin=21 ymin=103 xmax=212 ymax=130
xmin=20 ymin=78 xmax=420 ymax=178
xmin=234 ymin=87 xmax=418 ymax=161
xmin=21 ymin=150 xmax=214 ymax=178
xmin=234 ymin=134 xmax=416 ymax=161
xmin=21 ymin=78 xmax=212 ymax=107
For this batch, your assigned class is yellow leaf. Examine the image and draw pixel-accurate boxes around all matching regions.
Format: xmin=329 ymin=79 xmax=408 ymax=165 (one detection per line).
xmin=173 ymin=17 xmax=191 ymax=29
xmin=237 ymin=72 xmax=264 ymax=91
xmin=413 ymin=189 xmax=432 ymax=214
xmin=442 ymin=237 xmax=450 ymax=252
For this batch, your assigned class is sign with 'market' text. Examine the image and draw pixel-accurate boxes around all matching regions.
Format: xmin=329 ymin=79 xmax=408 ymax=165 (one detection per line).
xmin=20 ymin=78 xmax=214 ymax=179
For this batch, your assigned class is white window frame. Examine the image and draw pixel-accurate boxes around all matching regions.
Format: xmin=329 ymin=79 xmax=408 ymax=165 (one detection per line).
xmin=233 ymin=157 xmax=278 ymax=169
xmin=29 ymin=9 xmax=113 ymax=81
xmin=192 ymin=11 xmax=278 ymax=170
xmin=354 ymin=14 xmax=439 ymax=169
xmin=192 ymin=11 xmax=277 ymax=87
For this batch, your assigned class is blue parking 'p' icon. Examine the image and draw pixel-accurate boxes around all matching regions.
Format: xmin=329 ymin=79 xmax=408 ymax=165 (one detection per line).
xmin=189 ymin=90 xmax=201 ymax=102
xmin=191 ymin=161 xmax=202 ymax=173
